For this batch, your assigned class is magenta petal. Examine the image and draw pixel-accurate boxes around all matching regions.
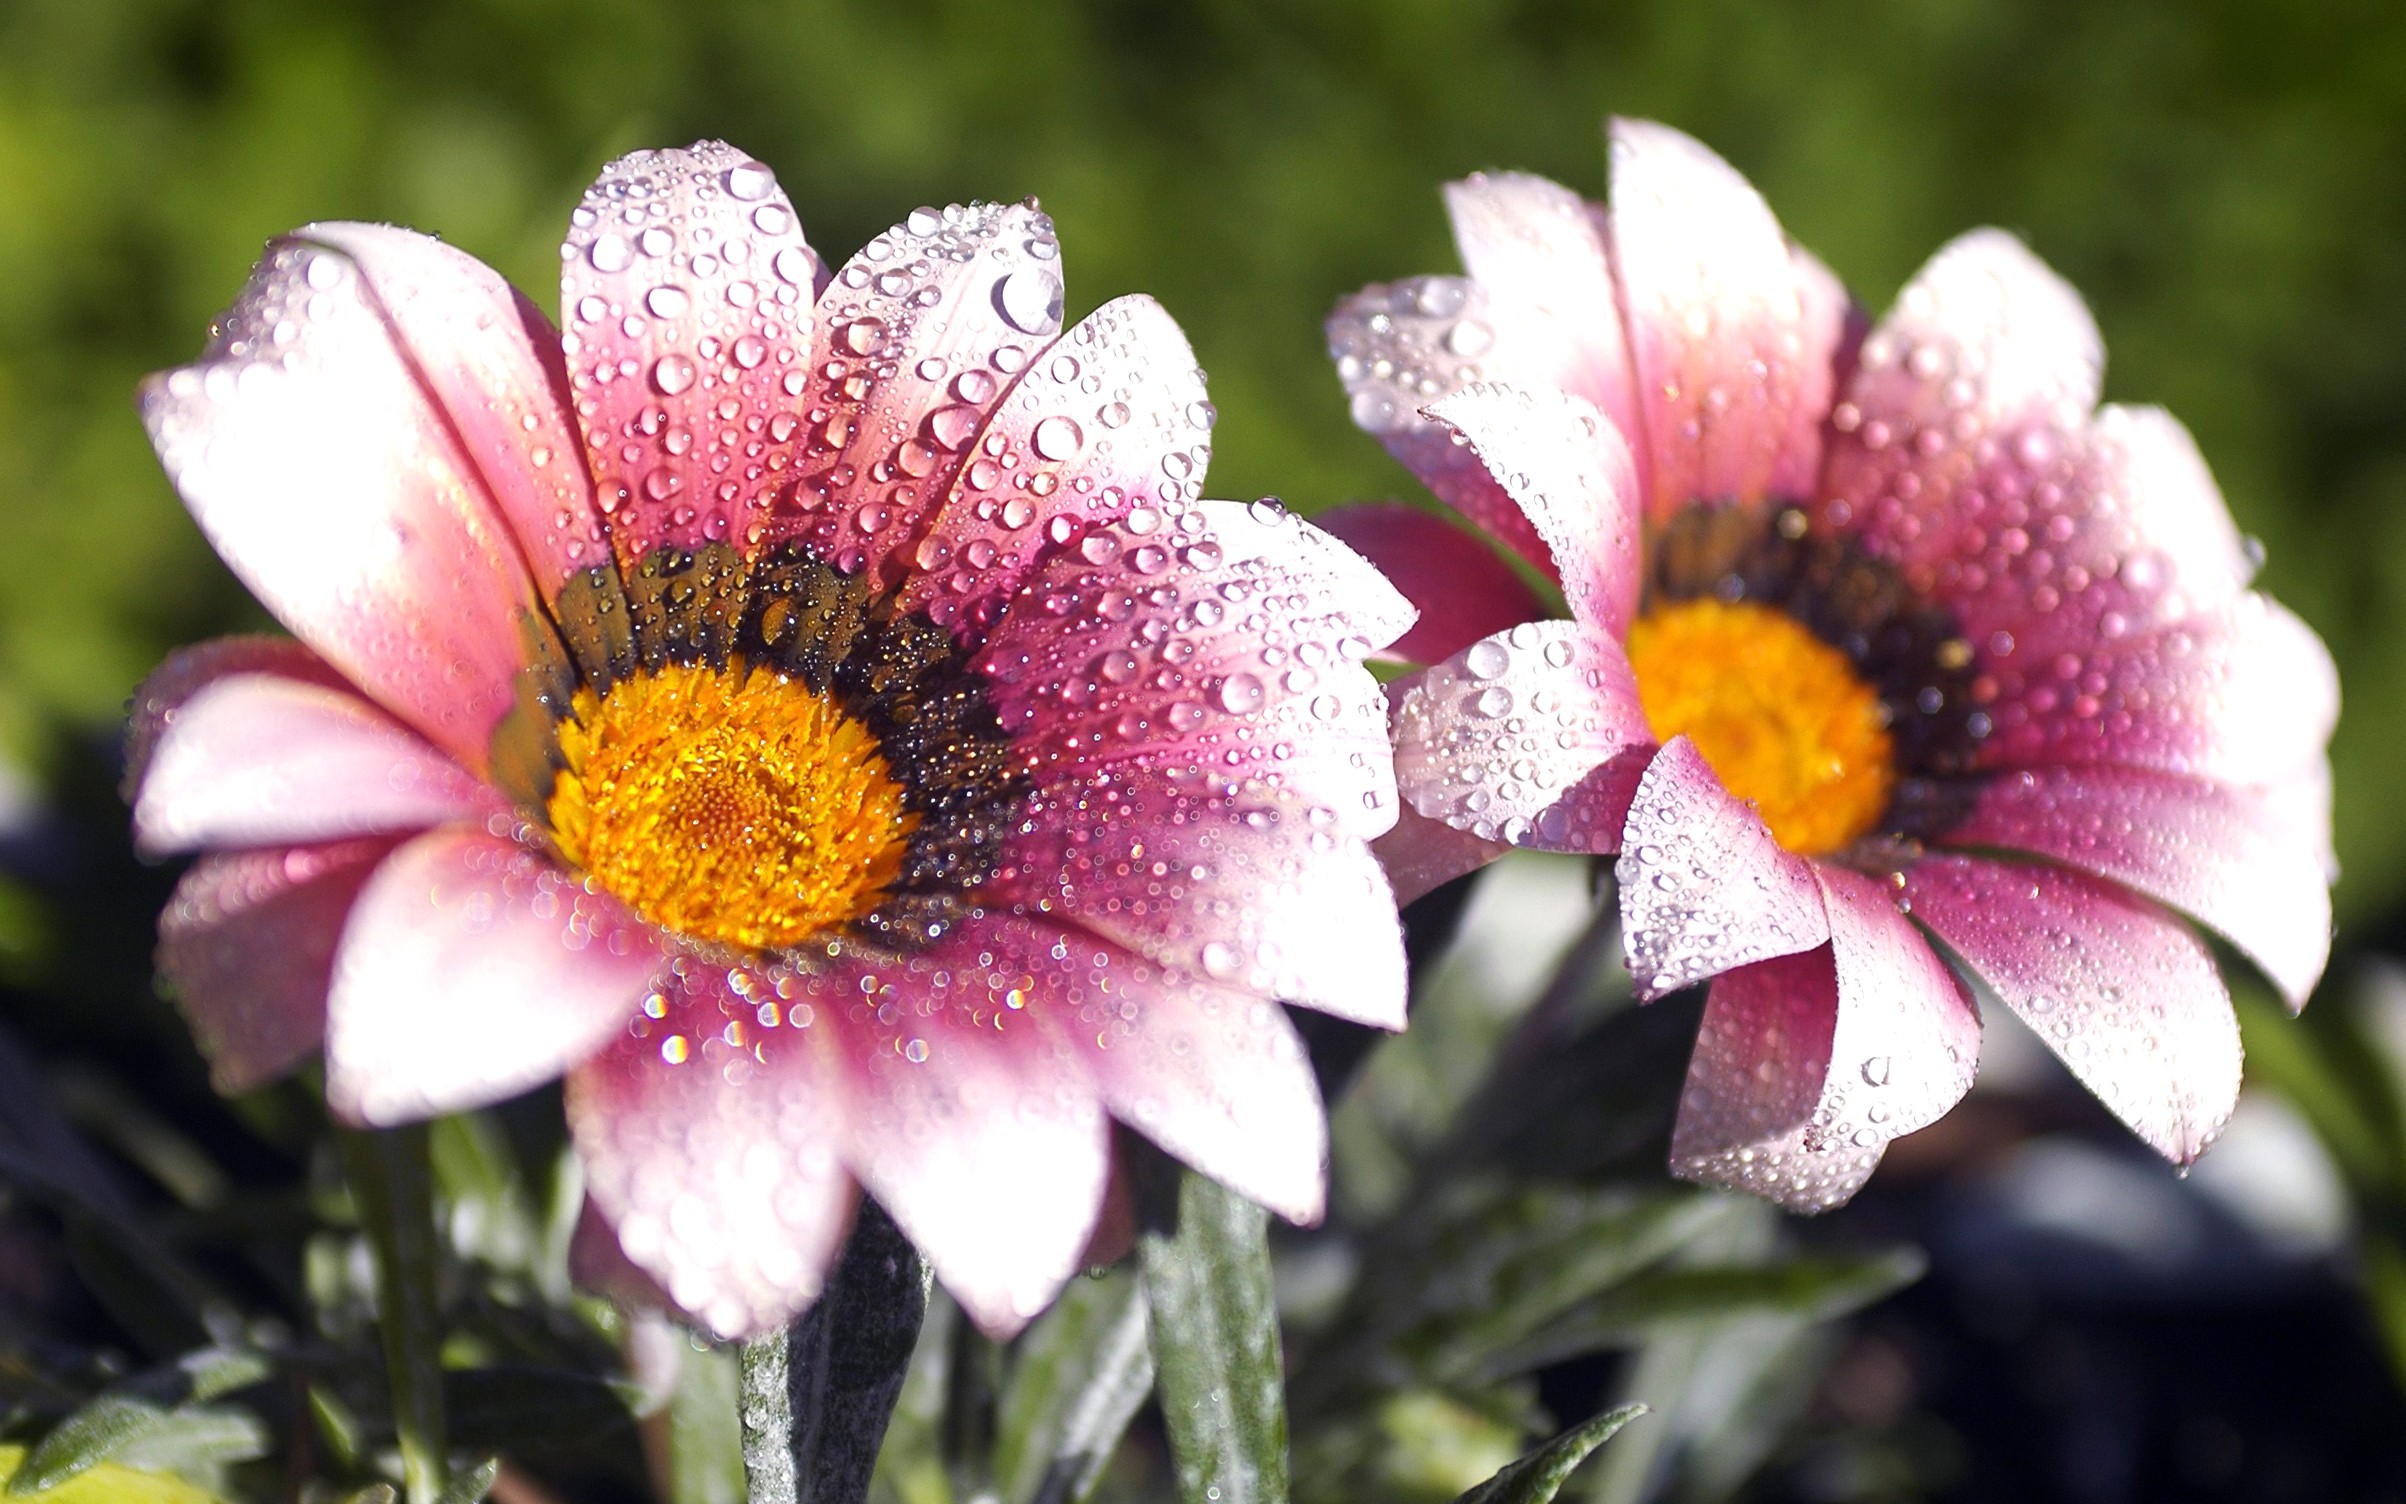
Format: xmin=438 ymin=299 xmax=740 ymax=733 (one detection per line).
xmin=773 ymin=201 xmax=1062 ymax=582
xmin=134 ymin=673 xmax=502 ymax=857
xmin=1604 ymin=119 xmax=1846 ymax=520
xmin=897 ymin=295 xmax=1216 ymax=633
xmin=1950 ymin=766 xmax=2331 ymax=1008
xmin=1906 ymin=854 xmax=2239 ymax=1163
xmin=824 ymin=933 xmax=1111 ymax=1336
xmin=158 ymin=837 xmax=398 ymax=1094
xmin=1392 ymin=620 xmax=1654 ymax=852
xmin=560 ymin=142 xmax=821 ymax=566
xmin=568 ymin=960 xmax=858 ymax=1338
xmin=140 ymin=238 xmax=545 ymax=776
xmin=1326 ymin=276 xmax=1551 ymax=578
xmin=1312 ymin=503 xmax=1545 ymax=666
xmin=1373 ymin=803 xmax=1508 ymax=907
xmin=1443 ymin=172 xmax=1644 ymax=494
xmin=124 ymin=636 xmax=351 ymax=795
xmin=1671 ymin=867 xmax=1979 ymax=1212
xmin=977 ymin=500 xmax=1410 ymax=836
xmin=294 ymin=223 xmax=607 ymax=594
xmin=324 ymin=827 xmax=665 ymax=1125
xmin=1616 ymin=738 xmax=1829 ymax=1000
xmin=1423 ymin=385 xmax=1645 ymax=638
xmin=999 ymin=769 xmax=1406 ymax=1029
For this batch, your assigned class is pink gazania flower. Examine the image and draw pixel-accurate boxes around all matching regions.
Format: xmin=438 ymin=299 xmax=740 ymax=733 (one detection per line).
xmin=127 ymin=142 xmax=1413 ymax=1336
xmin=1324 ymin=119 xmax=2335 ymax=1210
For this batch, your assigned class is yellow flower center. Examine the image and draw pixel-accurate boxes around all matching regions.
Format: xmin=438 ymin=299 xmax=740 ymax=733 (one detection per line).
xmin=547 ymin=662 xmax=916 ymax=950
xmin=1625 ymin=598 xmax=1895 ymax=856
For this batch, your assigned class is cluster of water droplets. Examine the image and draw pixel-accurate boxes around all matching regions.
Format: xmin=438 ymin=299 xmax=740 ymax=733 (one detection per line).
xmin=559 ymin=143 xmax=822 ymax=561
xmin=1329 ymin=274 xmax=1497 ymax=438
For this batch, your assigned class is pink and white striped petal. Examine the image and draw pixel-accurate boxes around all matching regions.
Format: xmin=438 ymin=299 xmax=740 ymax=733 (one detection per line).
xmin=295 ymin=222 xmax=607 ymax=594
xmin=139 ymin=237 xmax=545 ymax=776
xmin=1948 ymin=766 xmax=2331 ymax=1008
xmin=1373 ymin=803 xmax=1509 ymax=907
xmin=157 ymin=837 xmax=398 ymax=1095
xmin=1615 ymin=737 xmax=1829 ymax=1000
xmin=1905 ymin=854 xmax=2239 ymax=1163
xmin=123 ymin=636 xmax=351 ymax=795
xmin=324 ymin=827 xmax=666 ymax=1125
xmin=975 ymin=500 xmax=1410 ymax=836
xmin=1604 ymin=119 xmax=1847 ymax=518
xmin=559 ymin=142 xmax=821 ymax=565
xmin=898 ymin=294 xmax=1215 ymax=632
xmin=997 ymin=768 xmax=1406 ymax=1029
xmin=822 ymin=933 xmax=1111 ymax=1335
xmin=1392 ymin=620 xmax=1654 ymax=852
xmin=1312 ymin=503 xmax=1545 ymax=667
xmin=1671 ymin=867 xmax=1980 ymax=1212
xmin=773 ymin=202 xmax=1063 ymax=582
xmin=568 ymin=958 xmax=858 ymax=1339
xmin=1423 ymin=385 xmax=1645 ymax=638
xmin=134 ymin=673 xmax=502 ymax=857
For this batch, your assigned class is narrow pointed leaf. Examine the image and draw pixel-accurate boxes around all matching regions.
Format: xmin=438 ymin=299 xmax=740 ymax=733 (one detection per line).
xmin=995 ymin=1269 xmax=1155 ymax=1504
xmin=10 ymin=1350 xmax=271 ymax=1493
xmin=1452 ymin=1404 xmax=1646 ymax=1504
xmin=433 ymin=1459 xmax=500 ymax=1504
xmin=1138 ymin=1163 xmax=1288 ymax=1504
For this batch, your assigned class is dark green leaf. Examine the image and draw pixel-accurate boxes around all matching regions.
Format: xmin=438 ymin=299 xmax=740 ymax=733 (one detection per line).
xmin=994 ymin=1269 xmax=1154 ymax=1504
xmin=1452 ymin=1404 xmax=1646 ymax=1504
xmin=434 ymin=1458 xmax=501 ymax=1504
xmin=1138 ymin=1162 xmax=1288 ymax=1504
xmin=10 ymin=1349 xmax=271 ymax=1494
xmin=663 ymin=1339 xmax=745 ymax=1504
xmin=339 ymin=1125 xmax=450 ymax=1504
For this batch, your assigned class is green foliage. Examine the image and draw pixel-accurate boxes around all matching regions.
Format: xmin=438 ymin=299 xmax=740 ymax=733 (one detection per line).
xmin=1137 ymin=1162 xmax=1290 ymax=1504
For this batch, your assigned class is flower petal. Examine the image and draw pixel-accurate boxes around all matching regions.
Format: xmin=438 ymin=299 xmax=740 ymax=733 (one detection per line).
xmin=134 ymin=673 xmax=502 ymax=857
xmin=1391 ymin=620 xmax=1654 ymax=852
xmin=976 ymin=500 xmax=1410 ymax=836
xmin=568 ymin=959 xmax=857 ymax=1338
xmin=157 ymin=837 xmax=398 ymax=1094
xmin=1326 ymin=275 xmax=1550 ymax=576
xmin=897 ymin=294 xmax=1216 ymax=633
xmin=1423 ymin=385 xmax=1645 ymax=638
xmin=140 ymin=236 xmax=546 ymax=775
xmin=559 ymin=142 xmax=821 ymax=565
xmin=324 ymin=827 xmax=666 ymax=1125
xmin=771 ymin=201 xmax=1063 ymax=583
xmin=1311 ymin=503 xmax=1545 ymax=666
xmin=123 ymin=636 xmax=351 ymax=795
xmin=1905 ymin=854 xmax=2238 ymax=1163
xmin=293 ymin=222 xmax=607 ymax=594
xmin=1949 ymin=765 xmax=2331 ymax=1008
xmin=1671 ymin=866 xmax=1979 ymax=1212
xmin=998 ymin=768 xmax=1407 ymax=1029
xmin=823 ymin=931 xmax=1111 ymax=1335
xmin=1373 ymin=802 xmax=1508 ymax=907
xmin=1604 ymin=118 xmax=1845 ymax=518
xmin=1615 ymin=737 xmax=1829 ymax=1000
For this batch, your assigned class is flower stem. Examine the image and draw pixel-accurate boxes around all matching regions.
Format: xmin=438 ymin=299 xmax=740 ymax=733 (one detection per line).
xmin=339 ymin=1123 xmax=450 ymax=1504
xmin=738 ymin=1329 xmax=798 ymax=1504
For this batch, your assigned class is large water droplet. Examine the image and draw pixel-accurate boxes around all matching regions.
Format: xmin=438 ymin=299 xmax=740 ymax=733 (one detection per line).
xmin=1032 ymin=415 xmax=1083 ymax=462
xmin=995 ymin=266 xmax=1064 ymax=334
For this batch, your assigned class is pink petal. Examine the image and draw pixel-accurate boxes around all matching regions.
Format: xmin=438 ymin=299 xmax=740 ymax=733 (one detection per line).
xmin=976 ymin=500 xmax=1411 ymax=837
xmin=559 ymin=142 xmax=821 ymax=566
xmin=1671 ymin=867 xmax=1980 ymax=1212
xmin=292 ymin=223 xmax=607 ymax=594
xmin=1423 ymin=385 xmax=1645 ymax=637
xmin=324 ymin=827 xmax=666 ymax=1125
xmin=134 ymin=673 xmax=502 ymax=857
xmin=766 ymin=201 xmax=1063 ymax=583
xmin=1615 ymin=737 xmax=1829 ymax=1000
xmin=1904 ymin=855 xmax=2238 ymax=1162
xmin=996 ymin=768 xmax=1407 ymax=1029
xmin=140 ymin=237 xmax=546 ymax=776
xmin=821 ymin=932 xmax=1112 ymax=1335
xmin=1373 ymin=803 xmax=1508 ymax=907
xmin=1604 ymin=119 xmax=1846 ymax=519
xmin=1391 ymin=620 xmax=1654 ymax=852
xmin=896 ymin=295 xmax=1217 ymax=633
xmin=123 ymin=636 xmax=351 ymax=795
xmin=1949 ymin=766 xmax=2331 ymax=1008
xmin=567 ymin=958 xmax=858 ymax=1338
xmin=1326 ymin=276 xmax=1550 ymax=576
xmin=1444 ymin=172 xmax=1643 ymax=493
xmin=157 ymin=837 xmax=398 ymax=1094
xmin=1311 ymin=503 xmax=1545 ymax=666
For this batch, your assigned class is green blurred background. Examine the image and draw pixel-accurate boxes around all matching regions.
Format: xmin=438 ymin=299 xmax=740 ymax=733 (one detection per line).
xmin=2 ymin=0 xmax=2403 ymax=927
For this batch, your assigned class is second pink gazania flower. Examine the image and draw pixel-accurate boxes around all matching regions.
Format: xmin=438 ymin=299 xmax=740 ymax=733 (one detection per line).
xmin=1329 ymin=119 xmax=2336 ymax=1209
xmin=128 ymin=142 xmax=1413 ymax=1337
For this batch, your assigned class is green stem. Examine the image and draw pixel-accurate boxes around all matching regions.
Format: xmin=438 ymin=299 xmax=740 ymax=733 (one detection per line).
xmin=340 ymin=1124 xmax=450 ymax=1504
xmin=738 ymin=1330 xmax=798 ymax=1504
